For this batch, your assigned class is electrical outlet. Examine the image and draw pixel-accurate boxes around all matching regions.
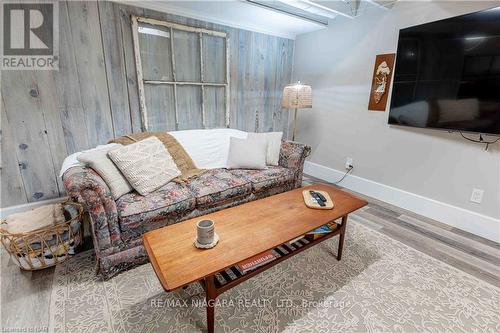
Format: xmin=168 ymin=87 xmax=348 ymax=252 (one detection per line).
xmin=345 ymin=157 xmax=353 ymax=170
xmin=470 ymin=188 xmax=484 ymax=204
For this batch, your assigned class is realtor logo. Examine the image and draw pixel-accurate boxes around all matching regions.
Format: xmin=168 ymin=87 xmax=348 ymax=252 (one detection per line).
xmin=1 ymin=1 xmax=58 ymax=70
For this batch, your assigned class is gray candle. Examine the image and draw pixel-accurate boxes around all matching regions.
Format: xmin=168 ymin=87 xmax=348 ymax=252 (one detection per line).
xmin=197 ymin=219 xmax=215 ymax=245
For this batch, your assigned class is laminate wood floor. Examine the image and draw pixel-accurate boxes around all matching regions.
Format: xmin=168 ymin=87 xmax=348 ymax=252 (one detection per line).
xmin=1 ymin=175 xmax=499 ymax=331
xmin=303 ymin=174 xmax=500 ymax=287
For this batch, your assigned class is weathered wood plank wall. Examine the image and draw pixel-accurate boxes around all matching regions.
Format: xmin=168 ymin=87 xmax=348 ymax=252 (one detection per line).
xmin=0 ymin=1 xmax=294 ymax=207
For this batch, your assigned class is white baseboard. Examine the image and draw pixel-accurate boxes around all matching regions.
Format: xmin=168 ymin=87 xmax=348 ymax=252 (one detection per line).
xmin=304 ymin=161 xmax=500 ymax=243
xmin=0 ymin=197 xmax=68 ymax=219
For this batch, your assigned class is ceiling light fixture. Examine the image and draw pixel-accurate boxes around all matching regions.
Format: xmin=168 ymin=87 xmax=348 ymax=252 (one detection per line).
xmin=277 ymin=0 xmax=354 ymax=19
xmin=245 ymin=0 xmax=329 ymax=25
xmin=363 ymin=0 xmax=390 ymax=10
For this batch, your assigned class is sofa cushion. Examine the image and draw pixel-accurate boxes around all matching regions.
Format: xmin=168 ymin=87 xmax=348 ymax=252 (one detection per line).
xmin=186 ymin=169 xmax=252 ymax=208
xmin=116 ymin=182 xmax=196 ymax=235
xmin=229 ymin=166 xmax=295 ymax=193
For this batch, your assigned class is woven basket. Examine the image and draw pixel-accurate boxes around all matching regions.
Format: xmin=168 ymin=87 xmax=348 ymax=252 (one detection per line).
xmin=0 ymin=201 xmax=84 ymax=270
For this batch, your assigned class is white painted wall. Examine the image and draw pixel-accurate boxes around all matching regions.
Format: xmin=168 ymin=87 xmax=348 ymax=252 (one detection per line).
xmin=294 ymin=1 xmax=500 ymax=221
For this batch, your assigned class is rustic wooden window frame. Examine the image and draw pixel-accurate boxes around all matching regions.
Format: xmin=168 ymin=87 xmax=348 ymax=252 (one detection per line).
xmin=131 ymin=15 xmax=230 ymax=131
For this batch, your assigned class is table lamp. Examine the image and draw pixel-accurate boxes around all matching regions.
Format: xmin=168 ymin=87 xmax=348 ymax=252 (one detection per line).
xmin=282 ymin=81 xmax=312 ymax=141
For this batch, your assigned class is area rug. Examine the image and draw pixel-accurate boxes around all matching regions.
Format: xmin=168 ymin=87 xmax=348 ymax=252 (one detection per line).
xmin=49 ymin=218 xmax=500 ymax=333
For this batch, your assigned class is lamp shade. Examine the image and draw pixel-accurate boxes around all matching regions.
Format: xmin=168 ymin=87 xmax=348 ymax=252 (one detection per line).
xmin=282 ymin=82 xmax=312 ymax=108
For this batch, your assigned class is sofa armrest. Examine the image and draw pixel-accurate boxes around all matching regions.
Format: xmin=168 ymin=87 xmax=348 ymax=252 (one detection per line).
xmin=63 ymin=167 xmax=123 ymax=252
xmin=279 ymin=140 xmax=311 ymax=188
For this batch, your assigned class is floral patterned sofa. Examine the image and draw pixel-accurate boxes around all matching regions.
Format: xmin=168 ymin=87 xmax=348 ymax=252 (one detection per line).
xmin=63 ymin=140 xmax=311 ymax=279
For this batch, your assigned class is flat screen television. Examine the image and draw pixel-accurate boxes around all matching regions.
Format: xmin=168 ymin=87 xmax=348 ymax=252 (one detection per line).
xmin=388 ymin=6 xmax=500 ymax=136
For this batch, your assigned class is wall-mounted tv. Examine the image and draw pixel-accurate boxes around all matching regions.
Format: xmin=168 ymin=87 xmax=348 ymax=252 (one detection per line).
xmin=388 ymin=6 xmax=500 ymax=136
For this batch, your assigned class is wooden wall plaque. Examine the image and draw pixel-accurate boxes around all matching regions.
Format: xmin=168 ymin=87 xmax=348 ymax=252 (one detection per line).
xmin=368 ymin=53 xmax=396 ymax=111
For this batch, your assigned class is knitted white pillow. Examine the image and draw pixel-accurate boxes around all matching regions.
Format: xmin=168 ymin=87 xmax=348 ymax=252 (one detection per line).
xmin=107 ymin=137 xmax=181 ymax=195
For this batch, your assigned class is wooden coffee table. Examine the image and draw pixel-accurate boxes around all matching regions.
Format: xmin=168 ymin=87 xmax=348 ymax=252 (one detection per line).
xmin=143 ymin=183 xmax=367 ymax=333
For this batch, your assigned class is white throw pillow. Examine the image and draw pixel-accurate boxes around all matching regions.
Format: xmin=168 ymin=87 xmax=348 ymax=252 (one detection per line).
xmin=168 ymin=129 xmax=248 ymax=169
xmin=77 ymin=146 xmax=133 ymax=199
xmin=226 ymin=136 xmax=268 ymax=170
xmin=59 ymin=143 xmax=121 ymax=177
xmin=248 ymin=132 xmax=283 ymax=166
xmin=107 ymin=137 xmax=181 ymax=195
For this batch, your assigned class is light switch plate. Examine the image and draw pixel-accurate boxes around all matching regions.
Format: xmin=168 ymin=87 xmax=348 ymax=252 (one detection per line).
xmin=470 ymin=188 xmax=484 ymax=204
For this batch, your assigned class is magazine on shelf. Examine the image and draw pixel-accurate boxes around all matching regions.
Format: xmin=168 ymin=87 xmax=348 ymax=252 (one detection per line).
xmin=306 ymin=221 xmax=339 ymax=240
xmin=237 ymin=250 xmax=277 ymax=273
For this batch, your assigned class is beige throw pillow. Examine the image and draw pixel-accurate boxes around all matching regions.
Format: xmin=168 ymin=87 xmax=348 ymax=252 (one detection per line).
xmin=248 ymin=132 xmax=283 ymax=166
xmin=78 ymin=146 xmax=133 ymax=199
xmin=226 ymin=136 xmax=267 ymax=170
xmin=107 ymin=137 xmax=181 ymax=195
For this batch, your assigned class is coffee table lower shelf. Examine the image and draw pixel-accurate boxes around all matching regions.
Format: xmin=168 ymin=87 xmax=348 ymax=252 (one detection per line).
xmin=199 ymin=214 xmax=348 ymax=333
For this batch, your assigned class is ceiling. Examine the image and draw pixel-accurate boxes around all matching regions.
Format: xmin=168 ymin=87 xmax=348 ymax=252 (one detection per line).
xmin=119 ymin=0 xmax=398 ymax=39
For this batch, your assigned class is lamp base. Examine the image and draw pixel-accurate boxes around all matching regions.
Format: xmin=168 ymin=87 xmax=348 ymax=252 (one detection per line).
xmin=292 ymin=108 xmax=298 ymax=141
